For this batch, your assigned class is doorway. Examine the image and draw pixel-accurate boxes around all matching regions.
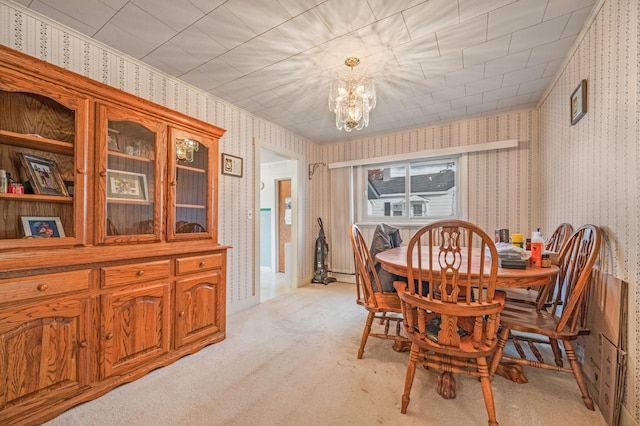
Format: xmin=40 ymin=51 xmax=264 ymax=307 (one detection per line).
xmin=258 ymin=147 xmax=298 ymax=302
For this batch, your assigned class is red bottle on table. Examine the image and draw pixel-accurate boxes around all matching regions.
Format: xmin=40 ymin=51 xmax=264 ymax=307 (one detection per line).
xmin=530 ymin=229 xmax=544 ymax=267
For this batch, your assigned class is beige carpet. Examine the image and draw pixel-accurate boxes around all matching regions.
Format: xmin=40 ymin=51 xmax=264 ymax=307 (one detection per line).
xmin=45 ymin=282 xmax=606 ymax=426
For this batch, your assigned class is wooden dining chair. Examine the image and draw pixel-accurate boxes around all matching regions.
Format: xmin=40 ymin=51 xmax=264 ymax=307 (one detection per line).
xmin=349 ymin=224 xmax=407 ymax=359
xmin=504 ymin=223 xmax=574 ymax=305
xmin=394 ymin=220 xmax=504 ymax=426
xmin=176 ymin=221 xmax=206 ymax=233
xmin=489 ymin=224 xmax=602 ymax=410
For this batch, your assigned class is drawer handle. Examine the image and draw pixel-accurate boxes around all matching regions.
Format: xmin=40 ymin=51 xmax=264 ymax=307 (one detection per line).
xmin=179 ymin=311 xmax=185 ymax=317
xmin=37 ymin=283 xmax=49 ymax=292
xmin=137 ymin=270 xmax=145 ymax=276
xmin=199 ymin=261 xmax=206 ymax=267
xmin=79 ymin=340 xmax=88 ymax=348
xmin=105 ymin=333 xmax=113 ymax=340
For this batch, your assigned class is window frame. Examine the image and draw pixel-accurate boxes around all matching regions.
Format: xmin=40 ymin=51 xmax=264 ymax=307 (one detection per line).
xmin=356 ymin=155 xmax=466 ymax=226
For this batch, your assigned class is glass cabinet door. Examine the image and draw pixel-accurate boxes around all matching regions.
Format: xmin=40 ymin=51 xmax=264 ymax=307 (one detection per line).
xmin=0 ymin=78 xmax=88 ymax=249
xmin=96 ymin=104 xmax=165 ymax=244
xmin=167 ymin=127 xmax=216 ymax=242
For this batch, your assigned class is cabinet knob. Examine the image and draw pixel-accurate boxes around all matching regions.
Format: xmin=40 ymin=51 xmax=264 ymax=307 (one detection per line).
xmin=77 ymin=168 xmax=86 ymax=174
xmin=37 ymin=283 xmax=49 ymax=292
xmin=179 ymin=311 xmax=185 ymax=317
xmin=137 ymin=270 xmax=145 ymax=276
xmin=99 ymin=170 xmax=107 ymax=177
xmin=199 ymin=261 xmax=206 ymax=267
xmin=105 ymin=333 xmax=113 ymax=340
xmin=79 ymin=340 xmax=88 ymax=348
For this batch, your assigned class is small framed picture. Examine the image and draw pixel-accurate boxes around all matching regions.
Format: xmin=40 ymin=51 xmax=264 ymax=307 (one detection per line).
xmin=221 ymin=153 xmax=243 ymax=177
xmin=107 ymin=129 xmax=120 ymax=151
xmin=570 ymin=79 xmax=587 ymax=125
xmin=21 ymin=216 xmax=66 ymax=238
xmin=106 ymin=169 xmax=149 ymax=202
xmin=18 ymin=153 xmax=69 ymax=196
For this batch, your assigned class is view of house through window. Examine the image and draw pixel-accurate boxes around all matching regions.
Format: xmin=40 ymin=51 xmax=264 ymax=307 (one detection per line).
xmin=364 ymin=158 xmax=457 ymax=222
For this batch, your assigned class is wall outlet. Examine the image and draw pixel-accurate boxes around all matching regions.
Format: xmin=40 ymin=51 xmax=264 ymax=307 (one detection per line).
xmin=247 ymin=210 xmax=253 ymax=220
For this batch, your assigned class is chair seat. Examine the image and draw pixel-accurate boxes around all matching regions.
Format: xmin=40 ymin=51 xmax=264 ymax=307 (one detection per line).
xmin=500 ymin=303 xmax=589 ymax=340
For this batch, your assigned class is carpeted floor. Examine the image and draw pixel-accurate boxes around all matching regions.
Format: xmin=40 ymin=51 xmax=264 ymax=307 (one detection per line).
xmin=45 ymin=282 xmax=606 ymax=426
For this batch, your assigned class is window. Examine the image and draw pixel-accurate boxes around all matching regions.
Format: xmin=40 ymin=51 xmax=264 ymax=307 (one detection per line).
xmin=362 ymin=157 xmax=458 ymax=223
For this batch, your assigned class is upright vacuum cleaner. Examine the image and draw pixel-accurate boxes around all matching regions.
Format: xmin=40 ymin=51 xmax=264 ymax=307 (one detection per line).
xmin=312 ymin=218 xmax=336 ymax=284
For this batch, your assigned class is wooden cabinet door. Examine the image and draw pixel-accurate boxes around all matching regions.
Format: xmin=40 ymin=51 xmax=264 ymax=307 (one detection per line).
xmin=0 ymin=297 xmax=91 ymax=422
xmin=175 ymin=272 xmax=222 ymax=348
xmin=167 ymin=126 xmax=217 ymax=242
xmin=100 ymin=282 xmax=171 ymax=378
xmin=95 ymin=103 xmax=166 ymax=244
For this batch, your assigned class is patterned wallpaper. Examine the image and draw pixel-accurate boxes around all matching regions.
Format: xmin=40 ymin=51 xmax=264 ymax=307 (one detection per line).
xmin=538 ymin=0 xmax=638 ymax=422
xmin=0 ymin=1 xmax=318 ymax=314
xmin=1 ymin=0 xmax=638 ymax=423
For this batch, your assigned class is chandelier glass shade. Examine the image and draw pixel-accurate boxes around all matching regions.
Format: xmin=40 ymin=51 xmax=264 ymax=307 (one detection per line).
xmin=175 ymin=138 xmax=200 ymax=162
xmin=328 ymin=57 xmax=376 ymax=132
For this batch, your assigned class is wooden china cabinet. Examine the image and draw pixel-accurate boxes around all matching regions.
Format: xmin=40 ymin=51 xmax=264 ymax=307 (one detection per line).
xmin=0 ymin=45 xmax=228 ymax=425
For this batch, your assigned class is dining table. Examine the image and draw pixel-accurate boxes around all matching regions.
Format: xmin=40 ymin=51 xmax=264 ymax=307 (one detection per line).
xmin=376 ymin=246 xmax=560 ymax=399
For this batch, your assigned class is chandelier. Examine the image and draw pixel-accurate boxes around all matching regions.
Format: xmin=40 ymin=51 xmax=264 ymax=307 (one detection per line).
xmin=176 ymin=138 xmax=199 ymax=162
xmin=328 ymin=57 xmax=376 ymax=132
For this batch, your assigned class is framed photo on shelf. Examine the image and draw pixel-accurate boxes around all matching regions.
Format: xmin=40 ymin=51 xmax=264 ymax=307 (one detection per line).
xmin=106 ymin=169 xmax=149 ymax=202
xmin=21 ymin=216 xmax=66 ymax=238
xmin=570 ymin=79 xmax=587 ymax=125
xmin=18 ymin=153 xmax=69 ymax=196
xmin=221 ymin=153 xmax=243 ymax=177
xmin=107 ymin=128 xmax=120 ymax=151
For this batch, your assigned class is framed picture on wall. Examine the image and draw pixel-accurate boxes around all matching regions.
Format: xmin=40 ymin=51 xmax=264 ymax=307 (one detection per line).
xmin=570 ymin=79 xmax=587 ymax=125
xmin=221 ymin=153 xmax=243 ymax=177
xmin=18 ymin=153 xmax=69 ymax=197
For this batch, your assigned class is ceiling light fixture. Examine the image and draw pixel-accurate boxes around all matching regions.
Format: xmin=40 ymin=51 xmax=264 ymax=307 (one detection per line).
xmin=328 ymin=57 xmax=376 ymax=132
xmin=176 ymin=138 xmax=199 ymax=162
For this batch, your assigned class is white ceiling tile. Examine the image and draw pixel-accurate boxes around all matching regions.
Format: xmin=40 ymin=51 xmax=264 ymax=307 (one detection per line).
xmin=357 ymin=13 xmax=411 ymax=53
xmin=402 ymin=0 xmax=460 ymax=40
xmin=185 ymin=0 xmax=225 ymax=14
xmin=219 ymin=44 xmax=265 ymax=75
xmin=170 ymin=26 xmax=227 ymax=63
xmin=451 ymin=93 xmax=483 ymax=109
xmin=542 ymin=59 xmax=563 ymax=77
xmin=194 ymin=5 xmax=257 ymax=50
xmin=467 ymin=101 xmax=498 ymax=115
xmin=420 ymin=51 xmax=464 ymax=77
xmin=193 ymin=58 xmax=244 ymax=86
xmin=465 ymin=75 xmax=504 ymax=96
xmin=365 ymin=0 xmax=424 ymax=20
xmin=244 ymin=29 xmax=299 ymax=64
xmin=438 ymin=106 xmax=469 ymax=120
xmin=517 ymin=76 xmax=553 ymax=94
xmin=392 ymin=35 xmax=439 ymax=66
xmin=544 ymin=0 xmax=596 ymax=21
xmin=97 ymin=3 xmax=177 ymax=56
xmin=482 ymin=85 xmax=520 ymax=102
xmin=276 ymin=0 xmax=325 ymax=17
xmin=562 ymin=6 xmax=593 ymax=37
xmin=274 ymin=9 xmax=333 ymax=51
xmin=497 ymin=93 xmax=534 ymax=108
xmin=437 ymin=14 xmax=487 ymax=55
xmin=484 ymin=50 xmax=531 ymax=77
xmin=131 ymin=0 xmax=205 ymax=32
xmin=487 ymin=0 xmax=546 ymax=40
xmin=509 ymin=15 xmax=570 ymax=54
xmin=225 ymin=0 xmax=292 ymax=35
xmin=444 ymin=64 xmax=485 ymax=86
xmin=143 ymin=42 xmax=203 ymax=75
xmin=432 ymin=86 xmax=467 ymax=103
xmin=528 ymin=37 xmax=575 ymax=66
xmin=502 ymin=63 xmax=546 ymax=86
xmin=94 ymin=22 xmax=159 ymax=59
xmin=463 ymin=35 xmax=511 ymax=66
xmin=458 ymin=0 xmax=514 ymax=22
xmin=314 ymin=0 xmax=377 ymax=37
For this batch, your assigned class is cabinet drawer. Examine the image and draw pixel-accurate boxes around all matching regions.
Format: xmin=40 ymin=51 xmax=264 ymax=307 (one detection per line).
xmin=102 ymin=260 xmax=170 ymax=288
xmin=0 ymin=269 xmax=91 ymax=304
xmin=176 ymin=253 xmax=223 ymax=275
